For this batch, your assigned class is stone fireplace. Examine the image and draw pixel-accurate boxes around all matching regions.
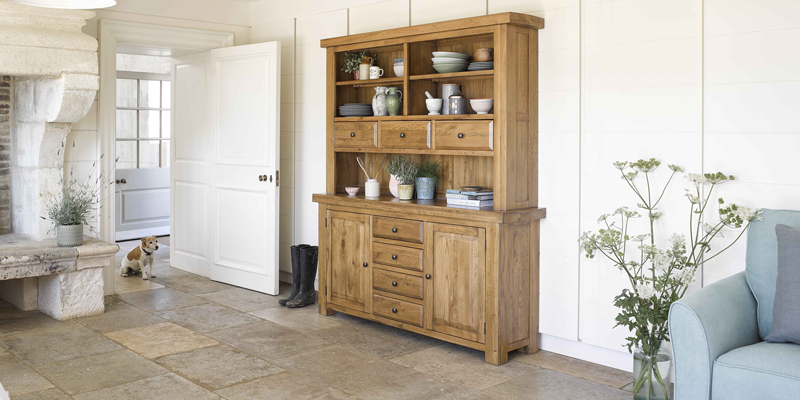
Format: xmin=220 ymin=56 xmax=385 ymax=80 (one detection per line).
xmin=0 ymin=0 xmax=118 ymax=319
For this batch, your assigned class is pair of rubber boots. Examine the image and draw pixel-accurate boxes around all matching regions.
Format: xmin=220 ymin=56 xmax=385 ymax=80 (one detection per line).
xmin=279 ymin=244 xmax=319 ymax=308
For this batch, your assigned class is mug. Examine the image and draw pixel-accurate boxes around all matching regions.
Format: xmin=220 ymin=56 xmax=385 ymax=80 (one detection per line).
xmin=369 ymin=66 xmax=384 ymax=79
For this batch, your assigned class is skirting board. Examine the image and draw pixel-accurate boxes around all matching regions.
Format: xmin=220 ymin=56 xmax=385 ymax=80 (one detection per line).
xmin=539 ymin=333 xmax=633 ymax=372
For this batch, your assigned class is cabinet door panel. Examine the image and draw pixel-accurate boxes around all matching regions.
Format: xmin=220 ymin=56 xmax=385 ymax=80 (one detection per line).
xmin=426 ymin=223 xmax=486 ymax=343
xmin=327 ymin=210 xmax=370 ymax=312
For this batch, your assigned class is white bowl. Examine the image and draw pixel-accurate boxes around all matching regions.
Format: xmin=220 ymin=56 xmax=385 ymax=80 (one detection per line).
xmin=432 ymin=51 xmax=469 ymax=60
xmin=393 ymin=65 xmax=404 ymax=77
xmin=470 ymin=98 xmax=494 ymax=114
xmin=431 ymin=57 xmax=469 ymax=64
xmin=426 ymin=99 xmax=443 ymax=115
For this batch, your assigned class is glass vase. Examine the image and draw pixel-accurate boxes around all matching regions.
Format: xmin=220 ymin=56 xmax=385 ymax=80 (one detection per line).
xmin=632 ymin=345 xmax=672 ymax=400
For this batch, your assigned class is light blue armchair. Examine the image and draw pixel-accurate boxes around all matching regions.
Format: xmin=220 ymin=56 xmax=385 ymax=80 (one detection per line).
xmin=669 ymin=209 xmax=800 ymax=400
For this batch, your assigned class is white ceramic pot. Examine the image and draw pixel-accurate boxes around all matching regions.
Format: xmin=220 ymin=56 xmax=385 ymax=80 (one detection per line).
xmin=389 ymin=174 xmax=400 ymax=197
xmin=57 ymin=224 xmax=83 ymax=247
xmin=365 ymin=179 xmax=380 ymax=198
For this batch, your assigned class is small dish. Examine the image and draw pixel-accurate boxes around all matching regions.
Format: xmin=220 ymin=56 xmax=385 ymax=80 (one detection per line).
xmin=432 ymin=51 xmax=469 ymax=60
xmin=433 ymin=64 xmax=468 ymax=73
xmin=470 ymin=98 xmax=494 ymax=114
xmin=345 ymin=186 xmax=360 ymax=196
xmin=461 ymin=186 xmax=483 ymax=191
xmin=431 ymin=57 xmax=469 ymax=64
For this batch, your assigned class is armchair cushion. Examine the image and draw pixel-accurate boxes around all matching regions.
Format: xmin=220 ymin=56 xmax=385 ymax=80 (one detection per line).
xmin=745 ymin=209 xmax=800 ymax=339
xmin=765 ymin=224 xmax=800 ymax=344
xmin=669 ymin=272 xmax=760 ymax=400
xmin=712 ymin=342 xmax=800 ymax=399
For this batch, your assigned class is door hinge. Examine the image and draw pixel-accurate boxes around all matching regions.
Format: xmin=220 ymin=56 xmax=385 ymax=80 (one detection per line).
xmin=276 ymin=170 xmax=280 ymax=187
xmin=325 ymin=286 xmax=327 ymax=295
xmin=325 ymin=218 xmax=327 ymax=228
xmin=484 ymin=322 xmax=486 ymax=334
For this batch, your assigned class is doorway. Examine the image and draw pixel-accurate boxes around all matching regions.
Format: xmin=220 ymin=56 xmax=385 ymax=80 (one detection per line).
xmin=114 ymin=54 xmax=172 ymax=241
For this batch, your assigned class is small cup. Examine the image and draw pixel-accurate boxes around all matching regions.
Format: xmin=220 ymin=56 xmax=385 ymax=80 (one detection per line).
xmin=393 ymin=65 xmax=404 ymax=77
xmin=345 ymin=186 xmax=360 ymax=196
xmin=426 ymin=98 xmax=443 ymax=115
xmin=369 ymin=66 xmax=384 ymax=79
xmin=474 ymin=48 xmax=494 ymax=62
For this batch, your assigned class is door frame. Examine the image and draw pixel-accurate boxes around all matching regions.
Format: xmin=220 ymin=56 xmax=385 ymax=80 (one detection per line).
xmin=97 ymin=20 xmax=234 ymax=245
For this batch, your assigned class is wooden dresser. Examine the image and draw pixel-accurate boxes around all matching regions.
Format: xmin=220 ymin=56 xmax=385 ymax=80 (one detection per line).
xmin=313 ymin=13 xmax=545 ymax=365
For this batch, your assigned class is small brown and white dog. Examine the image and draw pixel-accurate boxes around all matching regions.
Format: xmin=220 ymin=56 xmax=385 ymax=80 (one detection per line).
xmin=120 ymin=236 xmax=159 ymax=280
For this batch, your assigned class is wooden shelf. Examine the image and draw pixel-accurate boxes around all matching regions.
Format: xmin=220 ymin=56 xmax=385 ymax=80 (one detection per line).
xmin=333 ymin=147 xmax=494 ymax=156
xmin=410 ymin=70 xmax=494 ymax=82
xmin=334 ymin=114 xmax=493 ymax=122
xmin=337 ymin=77 xmax=404 ymax=87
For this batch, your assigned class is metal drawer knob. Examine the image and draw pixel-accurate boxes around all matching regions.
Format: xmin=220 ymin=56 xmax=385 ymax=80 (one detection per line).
xmin=391 ymin=308 xmax=397 ymax=313
xmin=392 ymin=227 xmax=397 ymax=233
xmin=425 ymin=274 xmax=431 ymax=279
xmin=399 ymin=133 xmax=405 ymax=138
xmin=391 ymin=254 xmax=397 ymax=260
xmin=350 ymin=132 xmax=355 ymax=137
xmin=392 ymin=281 xmax=398 ymax=287
xmin=363 ymin=262 xmax=368 ymax=267
xmin=458 ymin=133 xmax=464 ymax=138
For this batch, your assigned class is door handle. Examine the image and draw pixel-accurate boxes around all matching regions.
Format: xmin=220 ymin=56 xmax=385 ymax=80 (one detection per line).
xmin=115 ymin=179 xmax=127 ymax=184
xmin=363 ymin=262 xmax=368 ymax=268
xmin=425 ymin=274 xmax=431 ymax=279
xmin=391 ymin=254 xmax=397 ymax=260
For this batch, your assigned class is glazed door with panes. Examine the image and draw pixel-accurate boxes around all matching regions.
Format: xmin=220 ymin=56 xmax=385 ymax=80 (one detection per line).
xmin=327 ymin=210 xmax=370 ymax=312
xmin=426 ymin=223 xmax=486 ymax=343
xmin=114 ymin=71 xmax=171 ymax=241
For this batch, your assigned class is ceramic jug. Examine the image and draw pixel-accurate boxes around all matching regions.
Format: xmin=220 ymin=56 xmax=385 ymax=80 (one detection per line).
xmin=359 ymin=56 xmax=372 ymax=81
xmin=372 ymin=86 xmax=389 ymax=116
xmin=386 ymin=87 xmax=402 ymax=116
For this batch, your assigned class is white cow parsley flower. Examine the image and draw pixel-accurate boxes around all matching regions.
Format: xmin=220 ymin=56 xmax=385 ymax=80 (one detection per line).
xmin=734 ymin=206 xmax=763 ymax=222
xmin=685 ymin=173 xmax=709 ymax=188
xmin=636 ymin=283 xmax=657 ymax=299
xmin=652 ymin=254 xmax=670 ymax=275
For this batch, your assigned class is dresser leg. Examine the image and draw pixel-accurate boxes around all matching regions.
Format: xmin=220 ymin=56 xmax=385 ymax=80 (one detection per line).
xmin=319 ymin=299 xmax=335 ymax=316
xmin=485 ymin=349 xmax=509 ymax=365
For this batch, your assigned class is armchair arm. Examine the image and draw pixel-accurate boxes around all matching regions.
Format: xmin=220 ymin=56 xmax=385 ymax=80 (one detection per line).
xmin=668 ymin=271 xmax=760 ymax=400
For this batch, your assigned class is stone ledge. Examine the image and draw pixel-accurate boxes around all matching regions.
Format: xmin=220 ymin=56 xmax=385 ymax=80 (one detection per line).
xmin=0 ymin=233 xmax=118 ymax=280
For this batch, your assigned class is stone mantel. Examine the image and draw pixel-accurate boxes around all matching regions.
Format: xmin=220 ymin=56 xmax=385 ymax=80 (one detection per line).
xmin=0 ymin=233 xmax=118 ymax=320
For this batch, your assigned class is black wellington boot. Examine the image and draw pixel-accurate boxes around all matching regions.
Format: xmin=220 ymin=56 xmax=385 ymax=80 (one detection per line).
xmin=279 ymin=244 xmax=310 ymax=306
xmin=287 ymin=245 xmax=319 ymax=308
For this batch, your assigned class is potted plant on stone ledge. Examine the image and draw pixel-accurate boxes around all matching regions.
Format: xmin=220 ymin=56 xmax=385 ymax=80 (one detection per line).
xmin=44 ymin=160 xmax=107 ymax=247
xmin=579 ymin=158 xmax=762 ymax=400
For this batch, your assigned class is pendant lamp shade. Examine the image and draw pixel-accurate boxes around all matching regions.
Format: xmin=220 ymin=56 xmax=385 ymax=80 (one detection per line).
xmin=6 ymin=0 xmax=116 ymax=9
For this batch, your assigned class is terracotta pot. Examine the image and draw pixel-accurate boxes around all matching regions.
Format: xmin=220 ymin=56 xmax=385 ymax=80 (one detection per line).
xmin=398 ymin=184 xmax=414 ymax=200
xmin=389 ymin=174 xmax=400 ymax=197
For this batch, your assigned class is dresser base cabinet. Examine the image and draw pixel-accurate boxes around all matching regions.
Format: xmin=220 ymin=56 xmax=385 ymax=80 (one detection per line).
xmin=314 ymin=195 xmax=545 ymax=365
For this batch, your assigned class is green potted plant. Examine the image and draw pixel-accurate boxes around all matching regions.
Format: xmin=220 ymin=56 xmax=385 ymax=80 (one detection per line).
xmin=45 ymin=164 xmax=105 ymax=247
xmin=341 ymin=50 xmax=377 ymax=80
xmin=395 ymin=160 xmax=418 ymax=201
xmin=386 ymin=155 xmax=408 ymax=197
xmin=579 ymin=158 xmax=762 ymax=400
xmin=415 ymin=161 xmax=439 ymax=200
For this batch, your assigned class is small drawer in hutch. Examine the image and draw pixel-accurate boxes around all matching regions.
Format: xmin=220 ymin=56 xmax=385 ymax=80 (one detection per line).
xmin=373 ymin=216 xmax=424 ymax=244
xmin=380 ymin=121 xmax=431 ymax=150
xmin=372 ymin=242 xmax=423 ymax=272
xmin=372 ymin=294 xmax=424 ymax=327
xmin=433 ymin=120 xmax=493 ymax=151
xmin=373 ymin=268 xmax=424 ymax=300
xmin=334 ymin=122 xmax=378 ymax=148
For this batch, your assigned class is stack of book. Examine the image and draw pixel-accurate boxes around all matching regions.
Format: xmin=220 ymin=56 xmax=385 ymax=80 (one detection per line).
xmin=445 ymin=189 xmax=494 ymax=209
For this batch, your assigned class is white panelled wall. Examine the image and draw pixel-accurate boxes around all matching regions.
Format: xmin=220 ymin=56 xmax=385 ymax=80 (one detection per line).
xmin=59 ymin=0 xmax=800 ymax=371
xmin=249 ymin=0 xmax=800 ymax=370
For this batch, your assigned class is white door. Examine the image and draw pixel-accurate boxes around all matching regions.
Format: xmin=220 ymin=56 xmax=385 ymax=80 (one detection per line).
xmin=115 ymin=168 xmax=170 ymax=241
xmin=170 ymin=52 xmax=211 ymax=276
xmin=171 ymin=42 xmax=281 ymax=294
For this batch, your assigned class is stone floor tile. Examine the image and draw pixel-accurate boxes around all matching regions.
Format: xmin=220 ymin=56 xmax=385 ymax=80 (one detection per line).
xmin=1 ymin=324 xmax=122 ymax=366
xmin=114 ymin=275 xmax=165 ymax=294
xmin=0 ymin=311 xmax=67 ymax=336
xmin=104 ymin=322 xmax=218 ymax=359
xmin=206 ymin=321 xmax=329 ymax=360
xmin=73 ymin=373 xmax=220 ymax=400
xmin=310 ymin=318 xmax=441 ymax=359
xmin=151 ymin=260 xmax=190 ymax=278
xmin=511 ymin=350 xmax=633 ymax=388
xmin=116 ymin=288 xmax=206 ymax=311
xmin=196 ymin=287 xmax=282 ymax=312
xmin=0 ymin=354 xmax=54 ymax=396
xmin=271 ymin=344 xmax=417 ymax=394
xmin=153 ymin=273 xmax=232 ymax=294
xmin=622 ymin=381 xmax=634 ymax=392
xmin=215 ymin=371 xmax=352 ymax=400
xmin=10 ymin=388 xmax=72 ymax=400
xmin=249 ymin=305 xmax=342 ymax=333
xmin=482 ymin=368 xmax=631 ymax=400
xmin=156 ymin=344 xmax=283 ymax=390
xmin=391 ymin=344 xmax=538 ymax=390
xmin=155 ymin=303 xmax=261 ymax=333
xmin=35 ymin=349 xmax=168 ymax=395
xmin=76 ymin=301 xmax=165 ymax=333
xmin=353 ymin=372 xmax=501 ymax=400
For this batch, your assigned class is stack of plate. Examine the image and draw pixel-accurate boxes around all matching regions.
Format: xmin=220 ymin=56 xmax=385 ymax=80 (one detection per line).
xmin=431 ymin=51 xmax=469 ymax=73
xmin=468 ymin=61 xmax=494 ymax=71
xmin=338 ymin=103 xmax=373 ymax=117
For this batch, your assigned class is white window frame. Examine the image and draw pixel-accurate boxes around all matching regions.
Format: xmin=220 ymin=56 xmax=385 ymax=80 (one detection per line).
xmin=115 ymin=70 xmax=171 ymax=169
